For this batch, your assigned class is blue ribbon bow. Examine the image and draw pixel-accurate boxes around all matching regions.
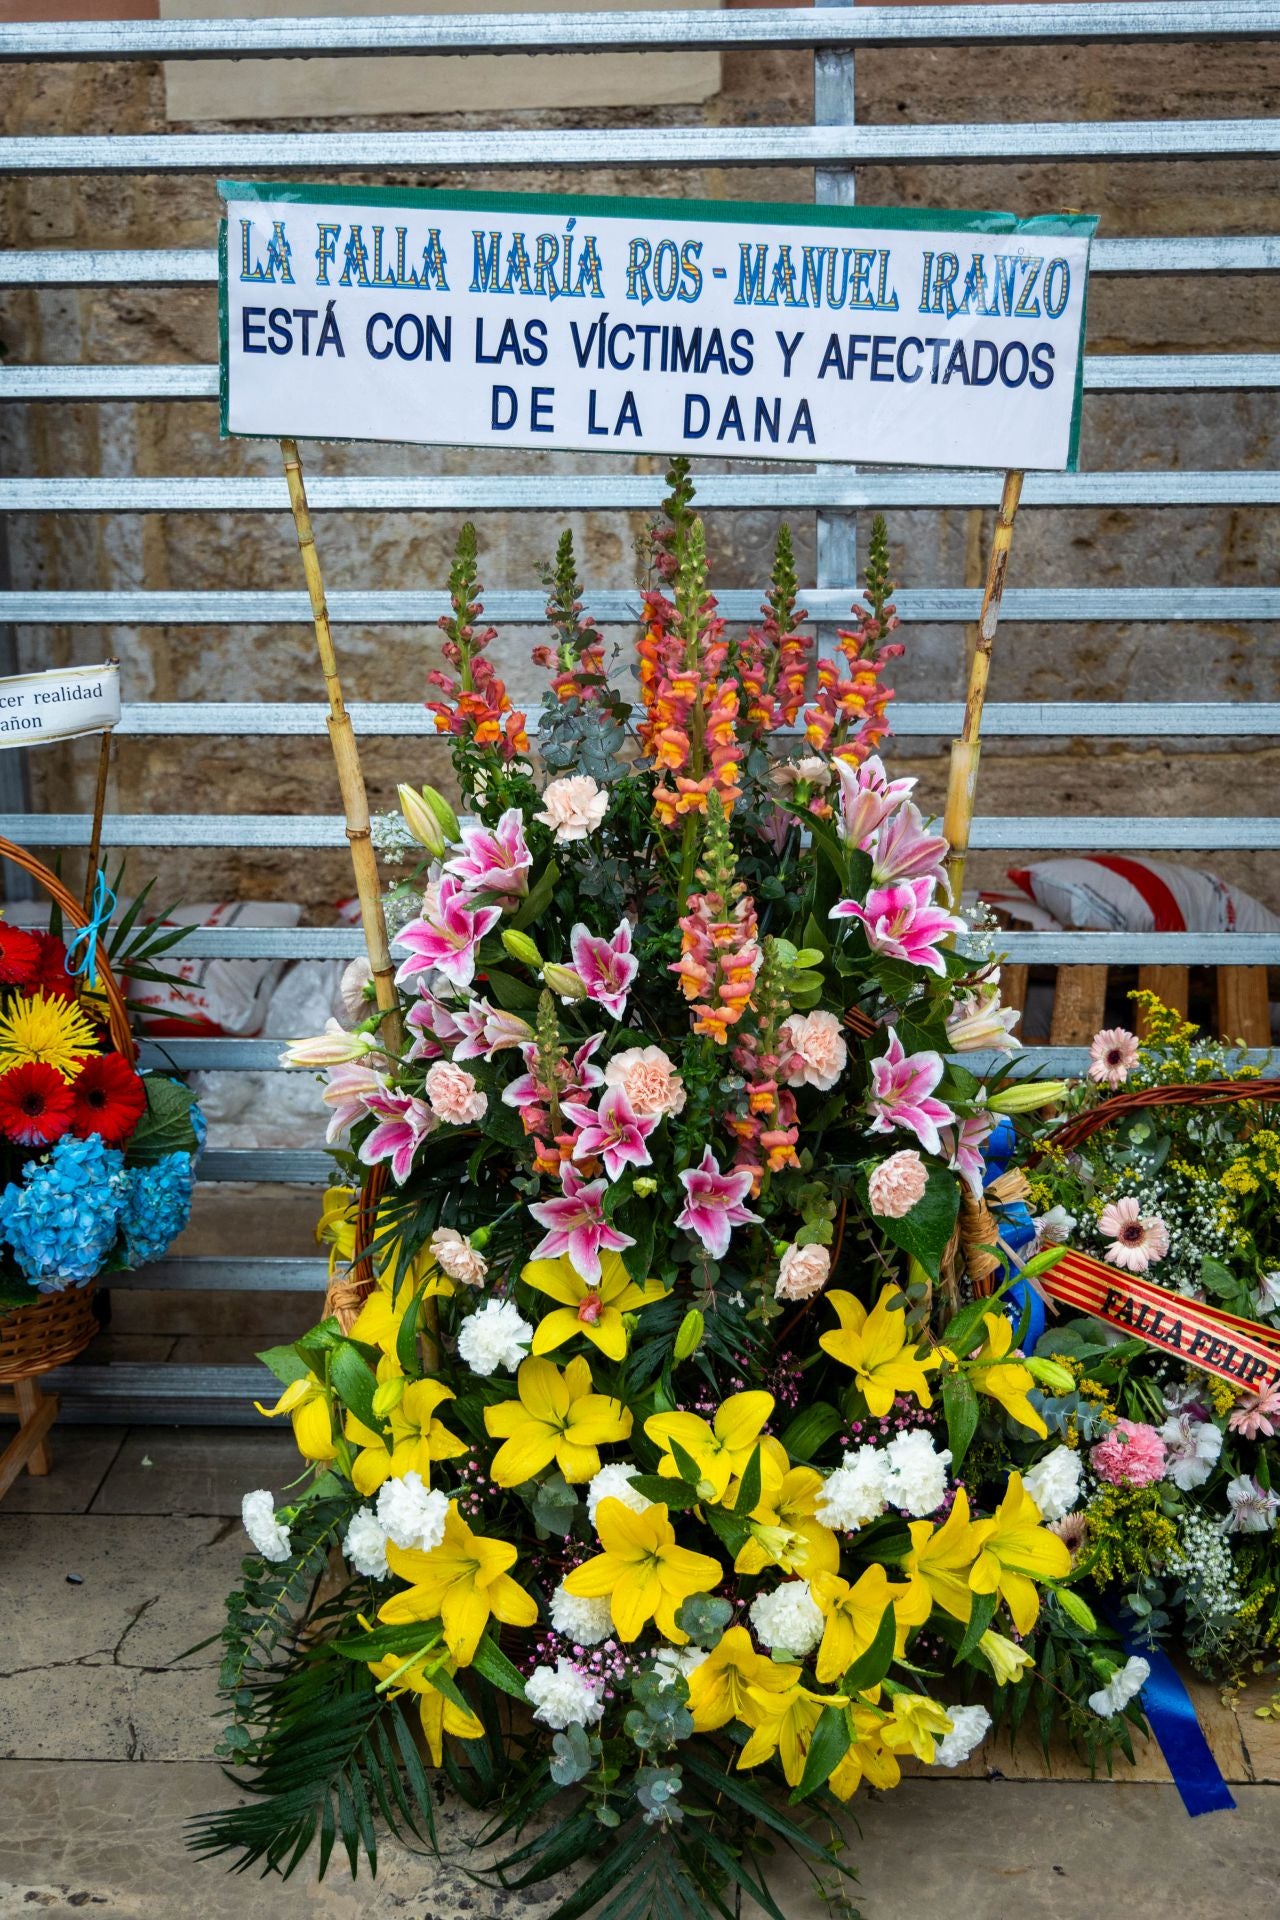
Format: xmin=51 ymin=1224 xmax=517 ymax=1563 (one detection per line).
xmin=980 ymin=1116 xmax=1048 ymax=1350
xmin=65 ymin=870 xmax=116 ymax=993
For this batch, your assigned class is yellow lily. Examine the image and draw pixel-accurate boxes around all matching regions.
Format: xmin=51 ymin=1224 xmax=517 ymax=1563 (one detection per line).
xmin=255 ymin=1371 xmax=338 ymax=1461
xmin=379 ymin=1503 xmax=538 ymax=1666
xmin=347 ymin=1378 xmax=467 ymax=1497
xmin=645 ymin=1391 xmax=775 ymax=1504
xmin=685 ymin=1625 xmax=799 ymax=1733
xmin=978 ymin=1628 xmax=1035 ymax=1686
xmin=828 ymin=1705 xmax=902 ymax=1799
xmin=881 ymin=1691 xmax=954 ymax=1763
xmin=967 ymin=1313 xmax=1048 ymax=1438
xmin=484 ymin=1354 xmax=633 ymax=1487
xmin=898 ymin=1487 xmax=994 ymax=1626
xmin=818 ymin=1288 xmax=938 ymax=1415
xmin=521 ymin=1249 xmax=666 ymax=1362
xmin=562 ymin=1499 xmax=722 ymax=1643
xmin=366 ymin=1651 xmax=484 ymax=1764
xmin=810 ymin=1564 xmax=912 ymax=1686
xmin=737 ymin=1681 xmax=845 ymax=1789
xmin=733 ymin=1445 xmax=841 ymax=1579
xmin=968 ymin=1471 xmax=1072 ymax=1636
xmin=317 ymin=1185 xmax=359 ymax=1274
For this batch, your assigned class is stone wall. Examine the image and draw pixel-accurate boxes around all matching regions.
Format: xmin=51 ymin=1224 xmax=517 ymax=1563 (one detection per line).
xmin=2 ymin=24 xmax=1277 ymax=914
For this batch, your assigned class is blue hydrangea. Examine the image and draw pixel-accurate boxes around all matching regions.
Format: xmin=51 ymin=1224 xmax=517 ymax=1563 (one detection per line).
xmin=116 ymin=1151 xmax=196 ymax=1266
xmin=0 ymin=1134 xmax=125 ymax=1292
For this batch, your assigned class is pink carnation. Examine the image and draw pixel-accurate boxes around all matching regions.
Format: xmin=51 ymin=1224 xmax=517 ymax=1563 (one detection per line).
xmin=602 ymin=1045 xmax=686 ymax=1118
xmin=424 ymin=1060 xmax=488 ymax=1126
xmin=779 ymin=1009 xmax=848 ymax=1091
xmin=1089 ymin=1418 xmax=1167 ymax=1488
xmin=775 ymin=1242 xmax=831 ymax=1301
xmin=868 ymin=1149 xmax=929 ymax=1219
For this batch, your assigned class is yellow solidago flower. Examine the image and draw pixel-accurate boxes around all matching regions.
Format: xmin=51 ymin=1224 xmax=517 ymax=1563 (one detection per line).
xmin=733 ymin=1449 xmax=840 ymax=1580
xmin=646 ymin=1390 xmax=775 ymax=1504
xmin=898 ymin=1487 xmax=992 ymax=1626
xmin=737 ymin=1681 xmax=845 ymax=1788
xmin=818 ymin=1288 xmax=938 ymax=1416
xmin=255 ymin=1371 xmax=338 ymax=1462
xmin=379 ymin=1503 xmax=538 ymax=1666
xmin=366 ymin=1650 xmax=483 ymax=1764
xmin=483 ymin=1354 xmax=632 ymax=1487
xmin=881 ymin=1691 xmax=954 ymax=1764
xmin=968 ymin=1471 xmax=1072 ymax=1636
xmin=810 ymin=1564 xmax=912 ymax=1686
xmin=562 ymin=1498 xmax=722 ymax=1643
xmin=521 ymin=1249 xmax=665 ymax=1362
xmin=978 ymin=1629 xmax=1034 ymax=1686
xmin=967 ymin=1312 xmax=1049 ymax=1439
xmin=347 ymin=1378 xmax=467 ymax=1497
xmin=828 ymin=1705 xmax=902 ymax=1799
xmin=686 ymin=1624 xmax=798 ymax=1733
xmin=0 ymin=989 xmax=100 ymax=1081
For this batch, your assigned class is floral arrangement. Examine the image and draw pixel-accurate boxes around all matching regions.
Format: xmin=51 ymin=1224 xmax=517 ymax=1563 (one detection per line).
xmin=199 ymin=469 xmax=1140 ymax=1913
xmin=0 ymin=895 xmax=204 ymax=1312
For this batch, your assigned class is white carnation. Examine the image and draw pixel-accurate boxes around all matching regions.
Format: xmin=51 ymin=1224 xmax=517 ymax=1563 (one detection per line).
xmin=525 ymin=1658 xmax=605 ymax=1730
xmin=883 ymin=1428 xmax=951 ymax=1518
xmin=1088 ymin=1655 xmax=1150 ymax=1718
xmin=456 ymin=1297 xmax=533 ymax=1376
xmin=1159 ymin=1414 xmax=1223 ymax=1492
xmin=376 ymin=1472 xmax=449 ymax=1552
xmin=651 ymin=1645 xmax=707 ymax=1687
xmin=1022 ymin=1445 xmax=1085 ymax=1522
xmin=586 ymin=1463 xmax=651 ymax=1526
xmin=932 ymin=1703 xmax=991 ymax=1768
xmin=749 ymin=1580 xmax=824 ymax=1657
xmin=549 ymin=1583 xmax=615 ymax=1646
xmin=343 ymin=1506 xmax=390 ymax=1578
xmin=816 ymin=1445 xmax=891 ymax=1531
xmin=241 ymin=1489 xmax=291 ymax=1563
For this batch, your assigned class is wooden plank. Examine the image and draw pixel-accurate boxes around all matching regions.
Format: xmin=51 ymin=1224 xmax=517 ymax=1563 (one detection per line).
xmin=1137 ymin=965 xmax=1190 ymax=1024
xmin=1217 ymin=967 xmax=1273 ymax=1047
xmin=1049 ymin=966 xmax=1110 ymax=1047
xmin=0 ymin=1383 xmax=57 ymax=1499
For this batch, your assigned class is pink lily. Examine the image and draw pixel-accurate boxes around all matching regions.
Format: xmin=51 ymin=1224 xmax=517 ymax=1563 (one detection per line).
xmin=571 ymin=1087 xmax=659 ymax=1183
xmin=675 ymin=1146 xmax=762 ymax=1261
xmin=833 ymin=753 xmax=915 ymax=848
xmin=320 ymin=1059 xmax=384 ymax=1145
xmin=450 ymin=1000 xmax=534 ymax=1062
xmin=869 ymin=802 xmax=949 ymax=889
xmin=443 ymin=806 xmax=532 ymax=900
xmin=830 ymin=877 xmax=964 ymax=976
xmin=394 ymin=875 xmax=502 ymax=993
xmin=569 ymin=920 xmax=639 ymax=1021
xmin=1229 ymin=1384 xmax=1280 ymax=1441
xmin=358 ymin=1083 xmax=436 ymax=1185
xmin=528 ymin=1163 xmax=636 ymax=1284
xmin=503 ymin=1032 xmax=605 ymax=1115
xmin=943 ymin=1109 xmax=994 ymax=1199
xmin=406 ymin=992 xmax=466 ymax=1062
xmin=867 ymin=1028 xmax=956 ymax=1156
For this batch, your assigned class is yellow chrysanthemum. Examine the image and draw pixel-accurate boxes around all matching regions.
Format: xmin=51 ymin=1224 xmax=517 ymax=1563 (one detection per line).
xmin=0 ymin=990 xmax=100 ymax=1081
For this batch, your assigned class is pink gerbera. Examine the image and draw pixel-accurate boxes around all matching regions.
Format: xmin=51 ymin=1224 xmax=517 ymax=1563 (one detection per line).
xmin=1097 ymin=1194 xmax=1170 ymax=1272
xmin=1088 ymin=1027 xmax=1140 ymax=1089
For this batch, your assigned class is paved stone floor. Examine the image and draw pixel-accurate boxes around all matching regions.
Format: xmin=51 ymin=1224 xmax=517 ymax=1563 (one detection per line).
xmin=2 ymin=1424 xmax=1278 ymax=1920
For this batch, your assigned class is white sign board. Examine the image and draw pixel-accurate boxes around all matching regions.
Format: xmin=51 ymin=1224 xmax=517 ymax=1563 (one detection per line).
xmin=0 ymin=663 xmax=120 ymax=748
xmin=220 ymin=185 xmax=1095 ymax=471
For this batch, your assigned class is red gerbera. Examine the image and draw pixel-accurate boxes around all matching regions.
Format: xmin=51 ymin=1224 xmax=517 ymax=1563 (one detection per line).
xmin=68 ymin=1052 xmax=147 ymax=1147
xmin=32 ymin=932 xmax=76 ymax=1003
xmin=0 ymin=1060 xmax=74 ymax=1145
xmin=0 ymin=923 xmax=41 ymax=989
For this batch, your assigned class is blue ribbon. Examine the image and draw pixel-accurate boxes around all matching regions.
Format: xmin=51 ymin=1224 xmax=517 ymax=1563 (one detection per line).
xmin=65 ymin=870 xmax=116 ymax=993
xmin=978 ymin=1117 xmax=1048 ymax=1350
xmin=1114 ymin=1617 xmax=1236 ymax=1816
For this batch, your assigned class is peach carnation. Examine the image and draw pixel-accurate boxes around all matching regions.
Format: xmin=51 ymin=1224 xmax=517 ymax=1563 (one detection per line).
xmin=774 ymin=1241 xmax=831 ymax=1302
xmin=424 ymin=1059 xmax=487 ymax=1126
xmin=1089 ymin=1418 xmax=1167 ymax=1488
xmin=779 ymin=1010 xmax=848 ymax=1092
xmin=429 ymin=1226 xmax=488 ymax=1287
xmin=602 ymin=1044 xmax=686 ymax=1118
xmin=534 ymin=775 xmax=609 ymax=844
xmin=868 ymin=1149 xmax=929 ymax=1219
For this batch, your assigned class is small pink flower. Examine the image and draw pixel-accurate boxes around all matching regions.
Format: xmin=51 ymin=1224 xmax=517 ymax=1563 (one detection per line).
xmin=830 ymin=877 xmax=964 ymax=977
xmin=534 ymin=775 xmax=609 ymax=843
xmin=429 ymin=1227 xmax=487 ymax=1287
xmin=1098 ymin=1195 xmax=1169 ymax=1272
xmin=320 ymin=1059 xmax=383 ymax=1145
xmin=528 ymin=1163 xmax=635 ymax=1284
xmin=869 ymin=802 xmax=949 ymax=889
xmin=778 ymin=1009 xmax=848 ymax=1091
xmin=406 ymin=992 xmax=466 ymax=1061
xmin=944 ymin=1110 xmax=995 ymax=1201
xmin=571 ymin=1086 xmax=658 ymax=1183
xmin=424 ymin=1059 xmax=488 ymax=1126
xmin=675 ymin=1146 xmax=762 ymax=1261
xmin=358 ymin=1084 xmax=436 ymax=1185
xmin=868 ymin=1149 xmax=929 ymax=1219
xmin=570 ymin=920 xmax=638 ymax=1022
xmin=774 ymin=1242 xmax=831 ymax=1301
xmin=867 ymin=1028 xmax=956 ymax=1157
xmin=395 ymin=876 xmax=502 ymax=994
xmin=602 ymin=1045 xmax=686 ymax=1118
xmin=1229 ymin=1384 xmax=1280 ymax=1441
xmin=832 ymin=754 xmax=915 ymax=848
xmin=1090 ymin=1418 xmax=1167 ymax=1488
xmin=1088 ymin=1027 xmax=1141 ymax=1089
xmin=449 ymin=1001 xmax=535 ymax=1062
xmin=444 ymin=806 xmax=532 ymax=899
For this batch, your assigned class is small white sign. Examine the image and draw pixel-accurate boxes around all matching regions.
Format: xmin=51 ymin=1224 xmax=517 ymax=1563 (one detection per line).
xmin=220 ymin=185 xmax=1096 ymax=472
xmin=0 ymin=662 xmax=121 ymax=748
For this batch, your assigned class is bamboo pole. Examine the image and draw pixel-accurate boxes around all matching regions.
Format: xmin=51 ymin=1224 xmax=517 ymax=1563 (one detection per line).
xmin=82 ymin=725 xmax=113 ymax=917
xmin=943 ymin=468 xmax=1024 ymax=911
xmin=280 ymin=439 xmax=404 ymax=1054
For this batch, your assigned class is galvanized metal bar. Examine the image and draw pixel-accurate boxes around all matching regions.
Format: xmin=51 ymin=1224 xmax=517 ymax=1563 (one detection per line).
xmin=9 ymin=353 xmax=1276 ymax=403
xmin=6 ymin=235 xmax=1275 ymax=290
xmin=7 ymin=590 xmax=1279 ymax=628
xmin=42 ymin=1362 xmax=281 ymax=1426
xmin=3 ymin=4 xmax=1274 ymax=62
xmin=113 ymin=1257 xmax=330 ymax=1291
xmin=4 ymin=472 xmax=1276 ymax=512
xmin=199 ymin=1149 xmax=332 ymax=1182
xmin=3 ymin=120 xmax=1276 ymax=175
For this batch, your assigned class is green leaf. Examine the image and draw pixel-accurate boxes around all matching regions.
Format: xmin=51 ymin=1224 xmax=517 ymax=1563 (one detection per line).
xmin=125 ymin=1074 xmax=201 ymax=1164
xmin=868 ymin=1160 xmax=959 ymax=1282
xmin=471 ymin=1632 xmax=528 ymax=1702
xmin=942 ymin=1371 xmax=980 ymax=1474
xmin=395 ymin=1286 xmax=424 ymax=1376
xmin=629 ymin=1474 xmax=702 ymax=1510
xmin=942 ymin=1289 xmax=1007 ymax=1359
xmin=777 ymin=1401 xmax=843 ymax=1464
xmin=733 ymin=1444 xmax=763 ymax=1516
xmin=667 ymin=1436 xmax=705 ymax=1488
xmin=956 ymin=1589 xmax=998 ymax=1661
xmin=842 ymin=1604 xmax=898 ymax=1693
xmin=329 ymin=1342 xmax=383 ymax=1436
xmin=617 ymin=1199 xmax=658 ymax=1285
xmin=701 ymin=1503 xmax=751 ymax=1557
xmin=256 ymin=1343 xmax=310 ymax=1388
xmin=675 ymin=1593 xmax=734 ymax=1649
xmin=510 ymin=859 xmax=560 ymax=931
xmin=531 ymin=1472 xmax=578 ymax=1538
xmin=788 ymin=1703 xmax=851 ymax=1803
xmin=1199 ymin=1256 xmax=1239 ymax=1301
xmin=481 ymin=967 xmax=541 ymax=1012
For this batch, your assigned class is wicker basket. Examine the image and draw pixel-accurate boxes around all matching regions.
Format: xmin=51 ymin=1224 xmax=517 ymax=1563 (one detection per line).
xmin=324 ymin=1162 xmax=388 ymax=1331
xmin=0 ymin=834 xmax=136 ymax=1379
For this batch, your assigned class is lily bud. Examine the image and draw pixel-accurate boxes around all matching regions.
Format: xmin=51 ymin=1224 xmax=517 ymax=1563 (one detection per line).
xmin=987 ymin=1080 xmax=1069 ymax=1114
xmin=673 ymin=1309 xmax=705 ymax=1361
xmin=279 ymin=1020 xmax=377 ymax=1069
xmin=397 ymin=783 xmax=447 ymax=856
xmin=419 ymin=784 xmax=461 ymax=847
xmin=1025 ymin=1355 xmax=1076 ymax=1395
xmin=502 ymin=928 xmax=544 ymax=969
xmin=978 ymin=1629 xmax=1034 ymax=1687
xmin=542 ymin=962 xmax=588 ymax=1002
xmin=632 ymin=1176 xmax=658 ymax=1198
xmin=372 ymin=1376 xmax=406 ymax=1419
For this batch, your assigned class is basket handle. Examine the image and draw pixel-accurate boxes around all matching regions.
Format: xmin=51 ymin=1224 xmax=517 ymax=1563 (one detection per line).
xmin=1030 ymin=1079 xmax=1280 ymax=1163
xmin=0 ymin=836 xmax=135 ymax=1064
